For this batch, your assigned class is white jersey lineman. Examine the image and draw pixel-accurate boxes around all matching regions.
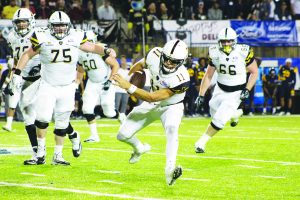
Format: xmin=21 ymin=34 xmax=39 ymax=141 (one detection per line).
xmin=78 ymin=51 xmax=116 ymax=118
xmin=208 ymin=44 xmax=255 ymax=128
xmin=7 ymin=29 xmax=41 ymax=110
xmin=30 ymin=27 xmax=87 ymax=127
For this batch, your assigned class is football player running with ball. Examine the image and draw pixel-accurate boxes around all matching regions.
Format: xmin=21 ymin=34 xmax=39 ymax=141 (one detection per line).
xmin=113 ymin=39 xmax=190 ymax=185
xmin=11 ymin=11 xmax=116 ymax=165
xmin=194 ymin=27 xmax=258 ymax=153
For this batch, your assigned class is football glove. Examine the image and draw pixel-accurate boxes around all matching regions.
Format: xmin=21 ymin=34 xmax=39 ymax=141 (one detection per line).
xmin=240 ymin=88 xmax=250 ymax=101
xmin=103 ymin=80 xmax=112 ymax=91
xmin=8 ymin=74 xmax=23 ymax=96
xmin=195 ymin=95 xmax=205 ymax=111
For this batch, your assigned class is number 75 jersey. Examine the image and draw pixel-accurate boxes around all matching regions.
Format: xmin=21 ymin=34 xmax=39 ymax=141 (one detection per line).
xmin=208 ymin=44 xmax=255 ymax=86
xmin=145 ymin=47 xmax=190 ymax=106
xmin=30 ymin=27 xmax=87 ymax=86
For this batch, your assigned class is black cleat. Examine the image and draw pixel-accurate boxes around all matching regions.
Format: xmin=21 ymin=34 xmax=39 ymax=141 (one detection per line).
xmin=24 ymin=159 xmax=37 ymax=165
xmin=195 ymin=147 xmax=205 ymax=153
xmin=168 ymin=166 xmax=183 ymax=186
xmin=230 ymin=121 xmax=238 ymax=127
xmin=36 ymin=156 xmax=46 ymax=165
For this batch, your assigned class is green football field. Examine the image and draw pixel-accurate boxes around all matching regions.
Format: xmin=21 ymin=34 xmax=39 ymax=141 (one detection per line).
xmin=0 ymin=116 xmax=299 ymax=200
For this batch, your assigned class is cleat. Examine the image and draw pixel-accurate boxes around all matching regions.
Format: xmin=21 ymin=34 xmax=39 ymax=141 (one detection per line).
xmin=129 ymin=143 xmax=151 ymax=164
xmin=167 ymin=166 xmax=183 ymax=186
xmin=69 ymin=132 xmax=82 ymax=157
xmin=36 ymin=156 xmax=46 ymax=165
xmin=195 ymin=147 xmax=205 ymax=153
xmin=52 ymin=154 xmax=70 ymax=166
xmin=84 ymin=136 xmax=100 ymax=143
xmin=24 ymin=159 xmax=37 ymax=165
xmin=2 ymin=125 xmax=12 ymax=132
xmin=230 ymin=121 xmax=238 ymax=127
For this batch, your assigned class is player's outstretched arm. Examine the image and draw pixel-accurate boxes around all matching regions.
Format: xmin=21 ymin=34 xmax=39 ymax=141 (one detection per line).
xmin=16 ymin=47 xmax=39 ymax=71
xmin=79 ymin=42 xmax=116 ymax=58
xmin=246 ymin=59 xmax=258 ymax=91
xmin=199 ymin=65 xmax=215 ymax=96
xmin=105 ymin=56 xmax=120 ymax=80
xmin=112 ymin=73 xmax=173 ymax=102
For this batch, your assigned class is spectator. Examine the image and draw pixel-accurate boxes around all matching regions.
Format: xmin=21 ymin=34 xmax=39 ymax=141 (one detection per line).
xmin=268 ymin=0 xmax=276 ymax=20
xmin=192 ymin=1 xmax=207 ymax=20
xmin=97 ymin=0 xmax=117 ymax=21
xmin=274 ymin=1 xmax=292 ymax=20
xmin=278 ymin=58 xmax=296 ymax=115
xmin=147 ymin=2 xmax=157 ymax=37
xmin=207 ymin=1 xmax=223 ymax=20
xmin=262 ymin=68 xmax=278 ymax=115
xmin=83 ymin=0 xmax=98 ymax=20
xmin=158 ymin=2 xmax=172 ymax=20
xmin=115 ymin=55 xmax=130 ymax=123
xmin=22 ymin=0 xmax=36 ymax=14
xmin=223 ymin=0 xmax=246 ymax=19
xmin=35 ymin=0 xmax=51 ymax=19
xmin=48 ymin=0 xmax=57 ymax=12
xmin=56 ymin=0 xmax=70 ymax=13
xmin=247 ymin=0 xmax=264 ymax=20
xmin=290 ymin=0 xmax=300 ymax=19
xmin=2 ymin=0 xmax=20 ymax=19
xmin=68 ymin=0 xmax=84 ymax=23
xmin=0 ymin=32 xmax=10 ymax=59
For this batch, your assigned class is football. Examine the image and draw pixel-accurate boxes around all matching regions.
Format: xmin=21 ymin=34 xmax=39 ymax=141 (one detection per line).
xmin=129 ymin=70 xmax=146 ymax=89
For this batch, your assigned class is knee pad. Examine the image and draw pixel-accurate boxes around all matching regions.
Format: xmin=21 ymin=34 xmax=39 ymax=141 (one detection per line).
xmin=102 ymin=106 xmax=116 ymax=118
xmin=35 ymin=120 xmax=49 ymax=129
xmin=54 ymin=128 xmax=67 ymax=137
xmin=84 ymin=114 xmax=95 ymax=122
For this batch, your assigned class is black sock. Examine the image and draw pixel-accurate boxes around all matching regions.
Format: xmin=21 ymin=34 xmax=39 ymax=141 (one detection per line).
xmin=25 ymin=124 xmax=38 ymax=148
xmin=66 ymin=123 xmax=77 ymax=139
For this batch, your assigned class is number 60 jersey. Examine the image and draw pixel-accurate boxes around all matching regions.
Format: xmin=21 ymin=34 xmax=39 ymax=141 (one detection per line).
xmin=30 ymin=27 xmax=87 ymax=86
xmin=208 ymin=44 xmax=255 ymax=87
xmin=145 ymin=47 xmax=190 ymax=107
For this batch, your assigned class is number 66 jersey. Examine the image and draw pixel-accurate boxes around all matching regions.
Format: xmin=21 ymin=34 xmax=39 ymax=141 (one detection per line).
xmin=30 ymin=27 xmax=87 ymax=86
xmin=145 ymin=47 xmax=190 ymax=106
xmin=209 ymin=44 xmax=255 ymax=88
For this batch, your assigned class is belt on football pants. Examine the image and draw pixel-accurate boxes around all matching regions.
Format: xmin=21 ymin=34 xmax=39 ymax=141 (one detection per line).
xmin=217 ymin=82 xmax=246 ymax=92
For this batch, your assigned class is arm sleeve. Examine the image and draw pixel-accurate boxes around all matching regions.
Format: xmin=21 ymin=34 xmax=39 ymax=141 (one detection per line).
xmin=245 ymin=47 xmax=255 ymax=67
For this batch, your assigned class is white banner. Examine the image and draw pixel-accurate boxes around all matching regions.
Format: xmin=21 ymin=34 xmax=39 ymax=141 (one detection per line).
xmin=154 ymin=20 xmax=230 ymax=45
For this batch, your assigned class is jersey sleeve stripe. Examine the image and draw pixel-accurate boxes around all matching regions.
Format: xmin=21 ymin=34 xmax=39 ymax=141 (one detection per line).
xmin=169 ymin=81 xmax=190 ymax=94
xmin=80 ymin=32 xmax=88 ymax=45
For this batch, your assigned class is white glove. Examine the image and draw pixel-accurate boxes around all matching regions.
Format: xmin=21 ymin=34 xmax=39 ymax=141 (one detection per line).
xmin=9 ymin=74 xmax=23 ymax=96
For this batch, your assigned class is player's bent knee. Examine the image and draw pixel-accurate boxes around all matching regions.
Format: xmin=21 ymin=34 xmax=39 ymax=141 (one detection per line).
xmin=103 ymin=109 xmax=116 ymax=118
xmin=35 ymin=120 xmax=49 ymax=129
xmin=210 ymin=121 xmax=223 ymax=130
xmin=54 ymin=128 xmax=67 ymax=137
xmin=84 ymin=114 xmax=95 ymax=122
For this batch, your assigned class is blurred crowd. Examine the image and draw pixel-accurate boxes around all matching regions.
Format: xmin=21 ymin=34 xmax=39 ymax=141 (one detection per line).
xmin=0 ymin=0 xmax=299 ymax=21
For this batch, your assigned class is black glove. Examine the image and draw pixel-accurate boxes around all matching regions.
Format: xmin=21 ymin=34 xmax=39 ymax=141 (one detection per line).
xmin=240 ymin=88 xmax=250 ymax=101
xmin=103 ymin=80 xmax=112 ymax=91
xmin=195 ymin=95 xmax=205 ymax=111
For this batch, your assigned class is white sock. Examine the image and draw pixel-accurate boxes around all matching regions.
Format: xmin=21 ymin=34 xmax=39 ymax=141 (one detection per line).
xmin=6 ymin=116 xmax=13 ymax=127
xmin=54 ymin=145 xmax=63 ymax=155
xmin=196 ymin=134 xmax=212 ymax=149
xmin=37 ymin=138 xmax=46 ymax=157
xmin=89 ymin=123 xmax=98 ymax=137
xmin=263 ymin=108 xmax=266 ymax=113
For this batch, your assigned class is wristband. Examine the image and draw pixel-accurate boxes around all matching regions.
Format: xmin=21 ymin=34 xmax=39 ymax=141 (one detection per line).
xmin=104 ymin=47 xmax=111 ymax=55
xmin=127 ymin=84 xmax=137 ymax=94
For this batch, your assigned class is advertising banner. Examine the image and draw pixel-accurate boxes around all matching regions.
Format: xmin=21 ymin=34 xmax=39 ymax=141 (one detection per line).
xmin=231 ymin=20 xmax=298 ymax=46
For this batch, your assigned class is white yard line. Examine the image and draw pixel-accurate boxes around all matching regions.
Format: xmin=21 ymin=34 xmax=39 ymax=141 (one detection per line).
xmin=255 ymin=175 xmax=286 ymax=179
xmin=20 ymin=172 xmax=46 ymax=177
xmin=96 ymin=170 xmax=120 ymax=174
xmin=181 ymin=178 xmax=210 ymax=182
xmin=235 ymin=165 xmax=262 ymax=169
xmin=97 ymin=180 xmax=124 ymax=185
xmin=0 ymin=182 xmax=164 ymax=200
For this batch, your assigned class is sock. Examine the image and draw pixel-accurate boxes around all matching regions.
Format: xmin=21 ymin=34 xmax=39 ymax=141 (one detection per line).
xmin=37 ymin=138 xmax=46 ymax=157
xmin=54 ymin=145 xmax=63 ymax=156
xmin=66 ymin=123 xmax=77 ymax=139
xmin=196 ymin=134 xmax=212 ymax=149
xmin=25 ymin=124 xmax=38 ymax=148
xmin=263 ymin=107 xmax=266 ymax=113
xmin=6 ymin=116 xmax=13 ymax=127
xmin=89 ymin=123 xmax=98 ymax=137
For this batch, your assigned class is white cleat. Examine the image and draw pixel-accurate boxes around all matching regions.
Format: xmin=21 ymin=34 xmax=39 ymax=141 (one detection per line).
xmin=2 ymin=125 xmax=12 ymax=132
xmin=69 ymin=132 xmax=82 ymax=157
xmin=52 ymin=153 xmax=70 ymax=166
xmin=129 ymin=143 xmax=151 ymax=164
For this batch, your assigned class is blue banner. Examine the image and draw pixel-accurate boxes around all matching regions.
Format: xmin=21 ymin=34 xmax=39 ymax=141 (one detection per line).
xmin=230 ymin=20 xmax=298 ymax=46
